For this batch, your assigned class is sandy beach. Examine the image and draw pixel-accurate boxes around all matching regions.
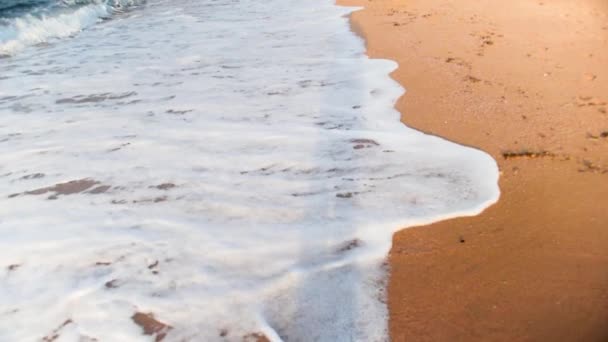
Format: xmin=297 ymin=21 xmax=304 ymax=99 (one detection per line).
xmin=1 ymin=0 xmax=606 ymax=340
xmin=338 ymin=0 xmax=608 ymax=340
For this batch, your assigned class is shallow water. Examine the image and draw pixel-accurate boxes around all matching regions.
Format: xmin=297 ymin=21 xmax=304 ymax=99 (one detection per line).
xmin=0 ymin=0 xmax=499 ymax=340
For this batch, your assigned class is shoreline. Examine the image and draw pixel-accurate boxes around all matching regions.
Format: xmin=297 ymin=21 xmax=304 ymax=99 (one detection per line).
xmin=338 ymin=0 xmax=608 ymax=340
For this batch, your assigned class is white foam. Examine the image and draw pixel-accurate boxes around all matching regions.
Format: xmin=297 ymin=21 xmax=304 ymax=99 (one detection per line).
xmin=0 ymin=0 xmax=500 ymax=341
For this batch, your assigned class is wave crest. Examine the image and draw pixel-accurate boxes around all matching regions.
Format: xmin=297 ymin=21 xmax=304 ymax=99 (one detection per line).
xmin=0 ymin=0 xmax=144 ymax=56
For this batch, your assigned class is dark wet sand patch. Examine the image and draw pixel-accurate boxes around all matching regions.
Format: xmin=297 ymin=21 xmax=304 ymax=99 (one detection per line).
xmin=166 ymin=109 xmax=193 ymax=115
xmin=0 ymin=133 xmax=22 ymax=143
xmin=336 ymin=192 xmax=353 ymax=198
xmin=350 ymin=138 xmax=379 ymax=145
xmin=8 ymin=179 xmax=111 ymax=199
xmin=131 ymin=312 xmax=172 ymax=342
xmin=94 ymin=261 xmax=112 ymax=266
xmin=56 ymin=92 xmax=137 ymax=104
xmin=20 ymin=173 xmax=45 ymax=180
xmin=88 ymin=185 xmax=111 ymax=194
xmin=351 ymin=138 xmax=379 ymax=150
xmin=243 ymin=332 xmax=271 ymax=342
xmin=131 ymin=196 xmax=168 ymax=204
xmin=337 ymin=238 xmax=362 ymax=253
xmin=42 ymin=319 xmax=73 ymax=342
xmin=153 ymin=183 xmax=176 ymax=190
xmin=28 ymin=179 xmax=97 ymax=195
xmin=108 ymin=142 xmax=131 ymax=152
xmin=104 ymin=279 xmax=120 ymax=289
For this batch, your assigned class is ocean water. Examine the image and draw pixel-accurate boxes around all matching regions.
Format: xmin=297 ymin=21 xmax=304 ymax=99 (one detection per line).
xmin=0 ymin=0 xmax=500 ymax=341
xmin=0 ymin=0 xmax=144 ymax=55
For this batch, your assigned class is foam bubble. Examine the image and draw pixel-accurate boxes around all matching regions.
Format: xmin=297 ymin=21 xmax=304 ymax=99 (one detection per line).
xmin=0 ymin=0 xmax=499 ymax=340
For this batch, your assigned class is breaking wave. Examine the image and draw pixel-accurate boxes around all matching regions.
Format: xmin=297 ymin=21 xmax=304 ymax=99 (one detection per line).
xmin=0 ymin=0 xmax=144 ymax=55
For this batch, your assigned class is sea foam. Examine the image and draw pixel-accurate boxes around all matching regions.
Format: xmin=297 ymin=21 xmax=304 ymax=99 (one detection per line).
xmin=0 ymin=0 xmax=499 ymax=341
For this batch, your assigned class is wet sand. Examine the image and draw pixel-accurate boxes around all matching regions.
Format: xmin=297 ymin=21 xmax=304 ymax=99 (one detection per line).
xmin=337 ymin=0 xmax=608 ymax=340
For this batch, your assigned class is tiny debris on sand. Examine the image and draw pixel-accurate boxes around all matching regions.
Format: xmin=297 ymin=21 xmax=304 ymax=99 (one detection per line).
xmin=578 ymin=160 xmax=606 ymax=174
xmin=465 ymin=75 xmax=482 ymax=83
xmin=501 ymin=150 xmax=555 ymax=160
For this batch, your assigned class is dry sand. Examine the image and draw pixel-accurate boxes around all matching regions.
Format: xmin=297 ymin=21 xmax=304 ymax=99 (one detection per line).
xmin=337 ymin=0 xmax=608 ymax=340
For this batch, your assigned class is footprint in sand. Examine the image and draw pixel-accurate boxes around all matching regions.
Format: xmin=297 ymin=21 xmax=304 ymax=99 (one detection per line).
xmin=573 ymin=96 xmax=607 ymax=113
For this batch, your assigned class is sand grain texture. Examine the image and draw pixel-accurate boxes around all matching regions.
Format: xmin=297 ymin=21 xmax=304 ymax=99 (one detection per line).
xmin=337 ymin=0 xmax=608 ymax=340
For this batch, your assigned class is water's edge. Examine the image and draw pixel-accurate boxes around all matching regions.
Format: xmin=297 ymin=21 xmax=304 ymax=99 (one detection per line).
xmin=336 ymin=3 xmax=502 ymax=340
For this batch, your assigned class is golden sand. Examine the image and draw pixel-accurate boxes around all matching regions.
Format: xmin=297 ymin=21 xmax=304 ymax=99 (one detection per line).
xmin=337 ymin=0 xmax=608 ymax=340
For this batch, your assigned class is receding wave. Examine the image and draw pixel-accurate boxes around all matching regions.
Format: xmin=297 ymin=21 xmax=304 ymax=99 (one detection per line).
xmin=0 ymin=0 xmax=145 ymax=56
